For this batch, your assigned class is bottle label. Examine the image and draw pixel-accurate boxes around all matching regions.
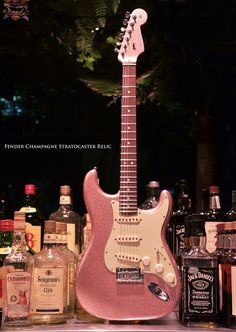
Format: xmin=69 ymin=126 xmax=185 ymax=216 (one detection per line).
xmin=205 ymin=221 xmax=223 ymax=253
xmin=67 ymin=223 xmax=75 ymax=252
xmin=219 ymin=264 xmax=223 ymax=311
xmin=0 ymin=247 xmax=11 ymax=255
xmin=20 ymin=207 xmax=37 ymax=213
xmin=5 ymin=271 xmax=31 ymax=318
xmin=183 ymin=266 xmax=218 ymax=315
xmin=175 ymin=224 xmax=185 ymax=254
xmin=31 ymin=267 xmax=64 ymax=314
xmin=0 ymin=266 xmax=8 ymax=309
xmin=43 ymin=233 xmax=56 ymax=244
xmin=232 ymin=266 xmax=236 ymax=315
xmin=25 ymin=222 xmax=41 ymax=253
xmin=59 ymin=196 xmax=71 ymax=205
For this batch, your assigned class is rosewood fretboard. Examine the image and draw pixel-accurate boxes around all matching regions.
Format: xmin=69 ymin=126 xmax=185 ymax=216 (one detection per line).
xmin=119 ymin=64 xmax=137 ymax=216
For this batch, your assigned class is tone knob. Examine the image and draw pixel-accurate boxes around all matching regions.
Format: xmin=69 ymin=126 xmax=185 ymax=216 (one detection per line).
xmin=155 ymin=263 xmax=164 ymax=273
xmin=166 ymin=273 xmax=176 ymax=284
xmin=142 ymin=256 xmax=151 ymax=266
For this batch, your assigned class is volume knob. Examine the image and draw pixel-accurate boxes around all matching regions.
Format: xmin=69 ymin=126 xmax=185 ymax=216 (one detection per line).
xmin=142 ymin=256 xmax=151 ymax=266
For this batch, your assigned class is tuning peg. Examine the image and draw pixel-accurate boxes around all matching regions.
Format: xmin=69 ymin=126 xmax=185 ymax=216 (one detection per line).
xmin=123 ymin=18 xmax=128 ymax=26
xmin=120 ymin=27 xmax=126 ymax=33
xmin=116 ymin=41 xmax=121 ymax=47
xmin=125 ymin=11 xmax=130 ymax=19
xmin=114 ymin=47 xmax=119 ymax=53
xmin=132 ymin=15 xmax=137 ymax=21
xmin=117 ymin=32 xmax=124 ymax=41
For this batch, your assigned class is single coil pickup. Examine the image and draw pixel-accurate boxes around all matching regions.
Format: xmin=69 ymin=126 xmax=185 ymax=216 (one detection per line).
xmin=116 ymin=267 xmax=144 ymax=283
xmin=116 ymin=253 xmax=140 ymax=262
xmin=115 ymin=217 xmax=141 ymax=224
xmin=115 ymin=235 xmax=141 ymax=243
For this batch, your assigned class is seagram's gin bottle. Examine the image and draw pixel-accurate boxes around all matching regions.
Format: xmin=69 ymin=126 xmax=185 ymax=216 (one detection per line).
xmin=30 ymin=220 xmax=68 ymax=324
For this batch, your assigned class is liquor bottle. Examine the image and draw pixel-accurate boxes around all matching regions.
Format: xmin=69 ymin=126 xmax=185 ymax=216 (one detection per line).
xmin=140 ymin=181 xmax=161 ymax=209
xmin=175 ymin=214 xmax=191 ymax=269
xmin=19 ymin=184 xmax=45 ymax=254
xmin=0 ymin=219 xmax=14 ymax=326
xmin=181 ymin=214 xmax=219 ymax=327
xmin=49 ymin=185 xmax=83 ymax=256
xmin=205 ymin=185 xmax=225 ymax=253
xmin=56 ymin=221 xmax=76 ymax=319
xmin=221 ymin=221 xmax=236 ymax=328
xmin=30 ymin=220 xmax=68 ymax=324
xmin=171 ymin=179 xmax=192 ymax=257
xmin=226 ymin=190 xmax=236 ymax=221
xmin=2 ymin=214 xmax=33 ymax=327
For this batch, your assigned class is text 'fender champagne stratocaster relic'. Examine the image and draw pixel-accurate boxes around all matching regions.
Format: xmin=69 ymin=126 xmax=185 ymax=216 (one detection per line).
xmin=76 ymin=8 xmax=181 ymax=321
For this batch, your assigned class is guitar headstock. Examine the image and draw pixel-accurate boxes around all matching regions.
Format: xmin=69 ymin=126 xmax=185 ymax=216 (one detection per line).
xmin=115 ymin=8 xmax=148 ymax=64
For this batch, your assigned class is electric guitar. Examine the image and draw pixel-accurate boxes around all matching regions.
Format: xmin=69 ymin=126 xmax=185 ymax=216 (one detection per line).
xmin=76 ymin=8 xmax=181 ymax=321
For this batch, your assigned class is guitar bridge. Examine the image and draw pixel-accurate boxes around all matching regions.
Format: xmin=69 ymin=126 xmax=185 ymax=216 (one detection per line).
xmin=116 ymin=267 xmax=144 ymax=283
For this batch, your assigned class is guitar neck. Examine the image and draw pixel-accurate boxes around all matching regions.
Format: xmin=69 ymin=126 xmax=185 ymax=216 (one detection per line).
xmin=120 ymin=63 xmax=137 ymax=216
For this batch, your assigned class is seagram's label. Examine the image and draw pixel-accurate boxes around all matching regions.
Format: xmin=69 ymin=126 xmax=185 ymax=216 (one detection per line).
xmin=5 ymin=271 xmax=31 ymax=318
xmin=31 ymin=267 xmax=64 ymax=314
xmin=183 ymin=266 xmax=218 ymax=315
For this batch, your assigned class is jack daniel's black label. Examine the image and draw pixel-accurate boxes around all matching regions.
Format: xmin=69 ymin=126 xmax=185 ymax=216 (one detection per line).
xmin=183 ymin=266 xmax=218 ymax=316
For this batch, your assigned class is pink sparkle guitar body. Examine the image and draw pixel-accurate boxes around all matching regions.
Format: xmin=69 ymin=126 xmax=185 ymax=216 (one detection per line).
xmin=76 ymin=8 xmax=181 ymax=321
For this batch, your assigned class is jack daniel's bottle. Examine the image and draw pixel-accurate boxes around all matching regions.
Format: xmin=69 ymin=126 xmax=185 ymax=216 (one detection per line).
xmin=171 ymin=180 xmax=192 ymax=257
xmin=181 ymin=214 xmax=219 ymax=328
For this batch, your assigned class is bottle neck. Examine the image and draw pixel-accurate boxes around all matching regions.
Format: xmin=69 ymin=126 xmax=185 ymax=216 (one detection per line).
xmin=43 ymin=233 xmax=56 ymax=249
xmin=11 ymin=231 xmax=28 ymax=253
xmin=209 ymin=194 xmax=221 ymax=210
xmin=24 ymin=193 xmax=36 ymax=207
xmin=189 ymin=235 xmax=207 ymax=249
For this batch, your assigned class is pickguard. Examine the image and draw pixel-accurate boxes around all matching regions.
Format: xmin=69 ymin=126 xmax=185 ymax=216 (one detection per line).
xmin=104 ymin=197 xmax=177 ymax=287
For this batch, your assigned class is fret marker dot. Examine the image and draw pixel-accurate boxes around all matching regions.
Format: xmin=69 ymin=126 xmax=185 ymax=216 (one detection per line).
xmin=128 ymin=90 xmax=131 ymax=94
xmin=131 ymin=162 xmax=134 ymax=165
xmin=128 ymin=142 xmax=130 ymax=145
xmin=127 ymin=179 xmax=130 ymax=181
xmin=128 ymin=109 xmax=130 ymax=113
xmin=128 ymin=126 xmax=130 ymax=129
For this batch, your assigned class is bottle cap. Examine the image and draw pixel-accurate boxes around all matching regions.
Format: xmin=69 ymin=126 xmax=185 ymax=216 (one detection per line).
xmin=148 ymin=181 xmax=160 ymax=188
xmin=0 ymin=219 xmax=14 ymax=232
xmin=188 ymin=214 xmax=206 ymax=236
xmin=60 ymin=185 xmax=71 ymax=195
xmin=44 ymin=220 xmax=56 ymax=233
xmin=25 ymin=184 xmax=36 ymax=195
xmin=209 ymin=186 xmax=219 ymax=194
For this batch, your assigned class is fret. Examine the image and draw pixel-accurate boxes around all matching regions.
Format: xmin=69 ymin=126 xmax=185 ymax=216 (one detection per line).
xmin=122 ymin=131 xmax=136 ymax=133
xmin=122 ymin=96 xmax=136 ymax=98
xmin=122 ymin=105 xmax=136 ymax=108
xmin=123 ymin=75 xmax=136 ymax=77
xmin=120 ymin=152 xmax=136 ymax=154
xmin=121 ymin=138 xmax=136 ymax=140
xmin=120 ymin=181 xmax=136 ymax=184
xmin=121 ymin=115 xmax=136 ymax=117
xmin=123 ymin=86 xmax=136 ymax=88
xmin=121 ymin=123 xmax=136 ymax=125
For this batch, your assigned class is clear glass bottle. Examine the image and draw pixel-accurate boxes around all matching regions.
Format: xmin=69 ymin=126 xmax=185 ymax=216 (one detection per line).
xmin=181 ymin=214 xmax=219 ymax=328
xmin=205 ymin=185 xmax=225 ymax=253
xmin=19 ymin=184 xmax=45 ymax=254
xmin=56 ymin=221 xmax=76 ymax=319
xmin=221 ymin=221 xmax=236 ymax=328
xmin=171 ymin=179 xmax=192 ymax=256
xmin=2 ymin=215 xmax=33 ymax=327
xmin=30 ymin=220 xmax=68 ymax=325
xmin=140 ymin=181 xmax=161 ymax=209
xmin=0 ymin=219 xmax=14 ymax=327
xmin=49 ymin=185 xmax=82 ymax=256
xmin=226 ymin=190 xmax=236 ymax=221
